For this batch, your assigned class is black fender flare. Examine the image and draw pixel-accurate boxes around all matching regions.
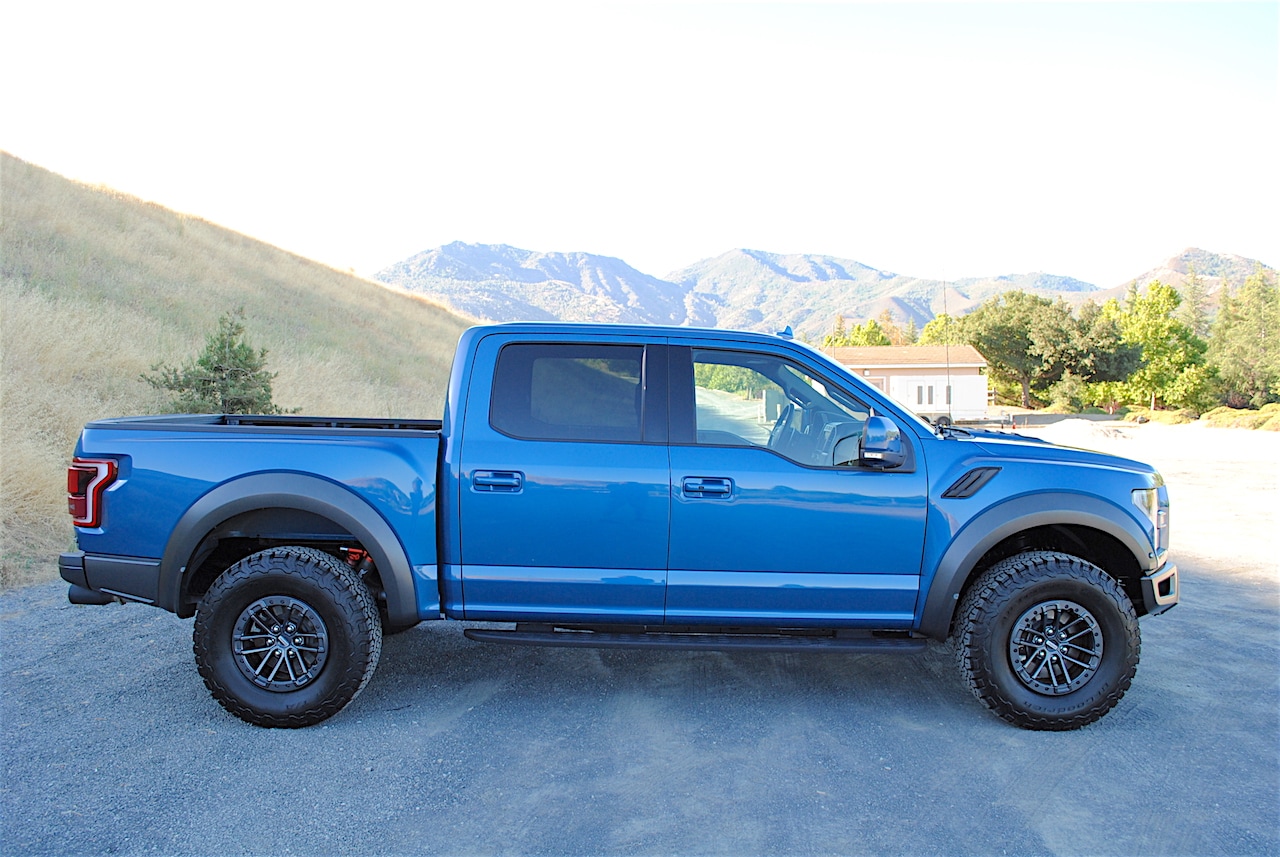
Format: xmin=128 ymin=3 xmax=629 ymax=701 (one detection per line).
xmin=917 ymin=492 xmax=1152 ymax=640
xmin=158 ymin=473 xmax=418 ymax=626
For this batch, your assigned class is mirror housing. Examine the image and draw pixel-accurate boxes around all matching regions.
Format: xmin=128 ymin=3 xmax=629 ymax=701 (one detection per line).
xmin=858 ymin=416 xmax=906 ymax=469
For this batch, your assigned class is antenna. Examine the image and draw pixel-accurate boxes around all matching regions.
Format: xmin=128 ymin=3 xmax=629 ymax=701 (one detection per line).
xmin=942 ymin=281 xmax=954 ymax=426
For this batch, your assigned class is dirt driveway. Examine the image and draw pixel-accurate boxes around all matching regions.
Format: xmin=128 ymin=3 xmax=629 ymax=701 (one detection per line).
xmin=1 ymin=422 xmax=1276 ymax=856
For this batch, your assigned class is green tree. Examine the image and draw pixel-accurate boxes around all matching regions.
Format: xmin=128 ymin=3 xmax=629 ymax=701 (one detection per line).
xmin=904 ymin=318 xmax=919 ymax=345
xmin=1107 ymin=282 xmax=1209 ymax=410
xmin=824 ymin=317 xmax=893 ymax=347
xmin=852 ymin=319 xmax=893 ymax=346
xmin=1174 ymin=266 xmax=1211 ymax=339
xmin=143 ymin=308 xmax=287 ymax=414
xmin=917 ymin=313 xmax=963 ymax=346
xmin=1048 ymin=371 xmax=1087 ymax=411
xmin=1075 ymin=299 xmax=1143 ymax=384
xmin=1208 ymin=267 xmax=1280 ymax=407
xmin=960 ymin=292 xmax=1075 ymax=407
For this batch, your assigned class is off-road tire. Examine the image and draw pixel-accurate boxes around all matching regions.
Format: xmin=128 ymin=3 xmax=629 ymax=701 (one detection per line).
xmin=954 ymin=551 xmax=1140 ymax=731
xmin=194 ymin=546 xmax=382 ymax=728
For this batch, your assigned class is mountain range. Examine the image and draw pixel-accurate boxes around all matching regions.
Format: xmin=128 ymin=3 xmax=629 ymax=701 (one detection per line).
xmin=377 ymin=243 xmax=1273 ymax=340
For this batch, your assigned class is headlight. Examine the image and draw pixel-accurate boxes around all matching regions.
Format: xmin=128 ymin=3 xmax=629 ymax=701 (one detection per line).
xmin=1132 ymin=486 xmax=1169 ymax=552
xmin=1132 ymin=488 xmax=1158 ymax=525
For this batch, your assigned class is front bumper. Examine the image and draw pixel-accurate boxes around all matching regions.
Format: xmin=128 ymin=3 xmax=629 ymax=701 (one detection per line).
xmin=1140 ymin=561 xmax=1179 ymax=616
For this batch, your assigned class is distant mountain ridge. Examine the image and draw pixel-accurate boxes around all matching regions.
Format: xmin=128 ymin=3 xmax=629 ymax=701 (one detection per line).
xmin=377 ymin=244 xmax=1274 ymax=340
xmin=378 ymin=242 xmax=708 ymax=327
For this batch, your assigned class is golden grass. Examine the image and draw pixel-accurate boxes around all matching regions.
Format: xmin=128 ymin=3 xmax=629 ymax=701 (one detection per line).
xmin=1122 ymin=407 xmax=1200 ymax=426
xmin=0 ymin=152 xmax=472 ymax=588
xmin=1200 ymin=404 xmax=1280 ymax=431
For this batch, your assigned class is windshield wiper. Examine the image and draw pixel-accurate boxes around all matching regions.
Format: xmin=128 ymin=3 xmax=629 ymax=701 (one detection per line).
xmin=934 ymin=421 xmax=972 ymax=438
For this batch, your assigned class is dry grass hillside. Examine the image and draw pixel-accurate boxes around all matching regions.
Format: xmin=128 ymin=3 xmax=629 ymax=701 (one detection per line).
xmin=0 ymin=152 xmax=472 ymax=587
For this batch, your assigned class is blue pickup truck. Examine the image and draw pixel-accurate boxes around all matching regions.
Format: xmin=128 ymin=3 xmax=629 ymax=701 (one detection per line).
xmin=61 ymin=323 xmax=1177 ymax=730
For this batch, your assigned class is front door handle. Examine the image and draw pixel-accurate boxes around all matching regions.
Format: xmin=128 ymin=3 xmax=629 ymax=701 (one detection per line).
xmin=473 ymin=470 xmax=524 ymax=492
xmin=683 ymin=477 xmax=733 ymax=497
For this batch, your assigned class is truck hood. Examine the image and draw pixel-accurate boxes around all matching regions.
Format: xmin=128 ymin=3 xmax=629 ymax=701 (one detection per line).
xmin=962 ymin=431 xmax=1159 ymax=477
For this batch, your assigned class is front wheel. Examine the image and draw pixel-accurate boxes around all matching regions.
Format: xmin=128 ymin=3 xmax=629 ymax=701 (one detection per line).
xmin=194 ymin=547 xmax=382 ymax=727
xmin=953 ymin=551 xmax=1140 ymax=731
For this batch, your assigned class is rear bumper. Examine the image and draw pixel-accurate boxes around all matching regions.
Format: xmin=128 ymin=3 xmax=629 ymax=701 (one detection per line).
xmin=1140 ymin=561 xmax=1179 ymax=616
xmin=59 ymin=551 xmax=159 ymax=605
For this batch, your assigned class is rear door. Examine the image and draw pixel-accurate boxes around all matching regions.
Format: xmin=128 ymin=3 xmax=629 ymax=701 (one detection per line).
xmin=457 ymin=335 xmax=670 ymax=623
xmin=665 ymin=344 xmax=928 ymax=628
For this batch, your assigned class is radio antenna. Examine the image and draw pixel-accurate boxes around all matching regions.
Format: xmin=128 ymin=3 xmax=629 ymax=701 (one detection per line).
xmin=942 ymin=280 xmax=954 ymax=425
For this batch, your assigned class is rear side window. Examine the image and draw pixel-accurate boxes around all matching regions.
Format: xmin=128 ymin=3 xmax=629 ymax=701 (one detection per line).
xmin=490 ymin=344 xmax=645 ymax=442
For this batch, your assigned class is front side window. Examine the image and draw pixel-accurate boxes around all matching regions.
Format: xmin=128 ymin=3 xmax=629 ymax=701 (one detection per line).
xmin=691 ymin=349 xmax=870 ymax=466
xmin=491 ymin=344 xmax=644 ymax=442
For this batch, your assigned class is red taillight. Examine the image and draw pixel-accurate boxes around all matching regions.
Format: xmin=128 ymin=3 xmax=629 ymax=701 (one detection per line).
xmin=67 ymin=458 xmax=117 ymax=528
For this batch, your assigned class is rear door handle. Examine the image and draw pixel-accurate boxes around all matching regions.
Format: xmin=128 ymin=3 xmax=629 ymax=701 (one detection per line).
xmin=472 ymin=470 xmax=524 ymax=492
xmin=682 ymin=477 xmax=733 ymax=497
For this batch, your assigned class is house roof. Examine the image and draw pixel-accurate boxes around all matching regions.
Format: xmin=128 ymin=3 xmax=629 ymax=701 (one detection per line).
xmin=823 ymin=345 xmax=987 ymax=369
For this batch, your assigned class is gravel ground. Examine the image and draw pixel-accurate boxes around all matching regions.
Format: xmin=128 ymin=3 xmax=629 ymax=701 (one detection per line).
xmin=2 ymin=422 xmax=1276 ymax=856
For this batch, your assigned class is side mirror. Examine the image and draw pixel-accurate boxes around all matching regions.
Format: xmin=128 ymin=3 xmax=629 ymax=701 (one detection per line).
xmin=832 ymin=432 xmax=860 ymax=467
xmin=858 ymin=416 xmax=906 ymax=469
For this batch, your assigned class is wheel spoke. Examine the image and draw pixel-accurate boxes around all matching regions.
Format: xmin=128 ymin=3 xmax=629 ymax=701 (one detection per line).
xmin=1058 ymin=654 xmax=1091 ymax=671
xmin=236 ymin=644 xmax=275 ymax=655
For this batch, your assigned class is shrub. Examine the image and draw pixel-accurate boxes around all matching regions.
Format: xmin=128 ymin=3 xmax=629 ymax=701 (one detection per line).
xmin=142 ymin=308 xmax=289 ymax=414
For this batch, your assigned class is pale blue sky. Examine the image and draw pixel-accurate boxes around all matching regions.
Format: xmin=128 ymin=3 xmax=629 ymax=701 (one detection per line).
xmin=3 ymin=1 xmax=1276 ymax=286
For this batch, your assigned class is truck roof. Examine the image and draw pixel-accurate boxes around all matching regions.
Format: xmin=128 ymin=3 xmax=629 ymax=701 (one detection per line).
xmin=470 ymin=321 xmax=807 ymax=348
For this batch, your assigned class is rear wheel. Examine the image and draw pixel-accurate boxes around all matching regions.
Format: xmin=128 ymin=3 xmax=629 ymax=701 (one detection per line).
xmin=194 ymin=546 xmax=382 ymax=727
xmin=953 ymin=551 xmax=1140 ymax=730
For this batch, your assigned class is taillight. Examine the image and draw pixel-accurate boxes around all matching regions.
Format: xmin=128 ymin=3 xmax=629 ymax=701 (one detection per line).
xmin=67 ymin=458 xmax=117 ymax=528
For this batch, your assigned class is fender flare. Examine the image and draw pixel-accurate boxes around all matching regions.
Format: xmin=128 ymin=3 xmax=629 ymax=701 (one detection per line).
xmin=158 ymin=473 xmax=418 ymax=626
xmin=917 ymin=492 xmax=1152 ymax=640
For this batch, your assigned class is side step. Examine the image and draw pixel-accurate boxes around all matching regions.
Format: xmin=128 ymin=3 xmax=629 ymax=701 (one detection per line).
xmin=463 ymin=627 xmax=927 ymax=654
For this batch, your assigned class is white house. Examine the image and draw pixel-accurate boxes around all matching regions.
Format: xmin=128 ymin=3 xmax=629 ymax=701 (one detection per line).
xmin=822 ymin=345 xmax=989 ymax=422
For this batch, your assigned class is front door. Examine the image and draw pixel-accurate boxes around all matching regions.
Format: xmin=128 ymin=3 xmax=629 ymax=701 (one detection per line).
xmin=665 ymin=345 xmax=927 ymax=628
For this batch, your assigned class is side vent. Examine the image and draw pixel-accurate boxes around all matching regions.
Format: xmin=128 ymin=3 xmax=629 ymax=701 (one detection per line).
xmin=942 ymin=467 xmax=1001 ymax=499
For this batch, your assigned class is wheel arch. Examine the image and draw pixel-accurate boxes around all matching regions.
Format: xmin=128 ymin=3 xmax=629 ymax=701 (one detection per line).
xmin=158 ymin=473 xmax=418 ymax=626
xmin=919 ymin=492 xmax=1152 ymax=640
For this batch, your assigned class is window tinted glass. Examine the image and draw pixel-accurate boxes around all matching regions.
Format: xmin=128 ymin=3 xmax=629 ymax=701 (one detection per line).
xmin=491 ymin=344 xmax=644 ymax=442
xmin=692 ymin=349 xmax=870 ymax=466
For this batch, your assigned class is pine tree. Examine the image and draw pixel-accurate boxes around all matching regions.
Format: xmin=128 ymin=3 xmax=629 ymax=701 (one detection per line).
xmin=1208 ymin=267 xmax=1280 ymax=407
xmin=143 ymin=308 xmax=288 ymax=414
xmin=1174 ymin=265 xmax=1211 ymax=338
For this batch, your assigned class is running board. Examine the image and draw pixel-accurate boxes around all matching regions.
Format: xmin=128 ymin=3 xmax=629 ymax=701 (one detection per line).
xmin=463 ymin=628 xmax=927 ymax=654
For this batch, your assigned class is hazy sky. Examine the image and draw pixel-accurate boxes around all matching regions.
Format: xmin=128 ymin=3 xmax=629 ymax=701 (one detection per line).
xmin=3 ymin=1 xmax=1276 ymax=286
